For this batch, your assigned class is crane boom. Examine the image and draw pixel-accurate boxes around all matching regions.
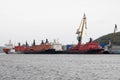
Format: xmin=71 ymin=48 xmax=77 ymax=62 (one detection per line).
xmin=76 ymin=14 xmax=87 ymax=43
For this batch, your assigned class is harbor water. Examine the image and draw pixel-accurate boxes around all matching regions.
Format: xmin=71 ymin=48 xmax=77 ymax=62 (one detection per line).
xmin=0 ymin=53 xmax=120 ymax=80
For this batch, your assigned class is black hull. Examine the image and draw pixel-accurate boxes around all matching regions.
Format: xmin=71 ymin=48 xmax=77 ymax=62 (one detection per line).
xmin=24 ymin=49 xmax=56 ymax=54
xmin=24 ymin=49 xmax=103 ymax=54
xmin=103 ymin=51 xmax=120 ymax=54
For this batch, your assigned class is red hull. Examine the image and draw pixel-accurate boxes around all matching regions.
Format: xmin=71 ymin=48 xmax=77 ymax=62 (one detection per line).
xmin=14 ymin=46 xmax=26 ymax=52
xmin=69 ymin=42 xmax=103 ymax=53
xmin=3 ymin=48 xmax=10 ymax=54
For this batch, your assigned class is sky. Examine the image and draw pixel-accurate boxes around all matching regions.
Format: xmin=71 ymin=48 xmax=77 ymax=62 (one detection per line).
xmin=0 ymin=0 xmax=120 ymax=46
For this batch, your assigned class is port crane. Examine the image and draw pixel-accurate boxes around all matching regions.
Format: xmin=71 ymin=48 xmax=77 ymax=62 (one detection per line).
xmin=69 ymin=14 xmax=103 ymax=53
xmin=76 ymin=14 xmax=87 ymax=44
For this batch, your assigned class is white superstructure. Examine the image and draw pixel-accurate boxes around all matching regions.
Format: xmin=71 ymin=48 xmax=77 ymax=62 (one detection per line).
xmin=4 ymin=40 xmax=14 ymax=49
xmin=51 ymin=39 xmax=63 ymax=51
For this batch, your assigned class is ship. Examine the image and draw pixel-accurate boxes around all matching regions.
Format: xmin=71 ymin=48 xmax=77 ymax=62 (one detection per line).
xmin=66 ymin=14 xmax=103 ymax=54
xmin=3 ymin=39 xmax=56 ymax=54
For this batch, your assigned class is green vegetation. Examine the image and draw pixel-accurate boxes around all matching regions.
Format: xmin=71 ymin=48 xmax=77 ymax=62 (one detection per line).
xmin=94 ymin=32 xmax=120 ymax=45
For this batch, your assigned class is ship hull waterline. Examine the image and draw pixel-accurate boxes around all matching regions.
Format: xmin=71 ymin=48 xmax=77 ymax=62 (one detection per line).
xmin=24 ymin=49 xmax=103 ymax=54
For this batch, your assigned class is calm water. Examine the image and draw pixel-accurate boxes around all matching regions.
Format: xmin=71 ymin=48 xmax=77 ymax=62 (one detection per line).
xmin=0 ymin=53 xmax=120 ymax=80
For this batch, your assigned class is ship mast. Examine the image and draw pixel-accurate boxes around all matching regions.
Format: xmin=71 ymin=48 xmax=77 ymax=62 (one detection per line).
xmin=76 ymin=14 xmax=87 ymax=44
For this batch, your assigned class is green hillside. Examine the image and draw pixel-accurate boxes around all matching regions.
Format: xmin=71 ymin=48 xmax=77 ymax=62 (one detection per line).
xmin=94 ymin=32 xmax=120 ymax=45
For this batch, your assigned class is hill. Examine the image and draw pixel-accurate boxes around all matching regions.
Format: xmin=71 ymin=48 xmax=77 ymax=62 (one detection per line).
xmin=94 ymin=32 xmax=120 ymax=45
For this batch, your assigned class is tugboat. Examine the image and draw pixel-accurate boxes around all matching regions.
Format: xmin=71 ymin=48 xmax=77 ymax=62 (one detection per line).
xmin=67 ymin=14 xmax=103 ymax=54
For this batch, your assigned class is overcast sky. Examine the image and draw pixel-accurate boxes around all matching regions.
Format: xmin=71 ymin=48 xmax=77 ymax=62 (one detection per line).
xmin=0 ymin=0 xmax=120 ymax=46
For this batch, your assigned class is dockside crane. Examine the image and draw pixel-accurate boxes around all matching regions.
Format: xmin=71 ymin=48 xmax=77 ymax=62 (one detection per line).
xmin=76 ymin=14 xmax=87 ymax=44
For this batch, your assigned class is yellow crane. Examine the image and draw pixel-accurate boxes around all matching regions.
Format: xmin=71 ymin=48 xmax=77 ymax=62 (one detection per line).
xmin=76 ymin=14 xmax=87 ymax=44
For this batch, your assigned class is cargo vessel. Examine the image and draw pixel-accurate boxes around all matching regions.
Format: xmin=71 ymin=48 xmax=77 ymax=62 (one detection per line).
xmin=3 ymin=39 xmax=56 ymax=54
xmin=65 ymin=14 xmax=103 ymax=54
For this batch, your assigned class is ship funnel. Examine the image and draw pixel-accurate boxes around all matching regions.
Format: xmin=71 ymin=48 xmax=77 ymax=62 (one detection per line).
xmin=26 ymin=41 xmax=29 ymax=47
xmin=32 ymin=40 xmax=36 ymax=46
xmin=41 ymin=40 xmax=44 ymax=44
xmin=45 ymin=39 xmax=49 ymax=44
xmin=18 ymin=42 xmax=21 ymax=46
